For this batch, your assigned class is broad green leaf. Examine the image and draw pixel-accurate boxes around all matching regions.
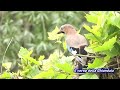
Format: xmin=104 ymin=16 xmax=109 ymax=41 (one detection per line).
xmin=48 ymin=50 xmax=60 ymax=63
xmin=2 ymin=62 xmax=12 ymax=70
xmin=21 ymin=69 xmax=30 ymax=76
xmin=26 ymin=56 xmax=40 ymax=65
xmin=42 ymin=51 xmax=59 ymax=71
xmin=88 ymin=58 xmax=107 ymax=69
xmin=104 ymin=55 xmax=111 ymax=62
xmin=91 ymin=25 xmax=101 ymax=37
xmin=27 ymin=66 xmax=40 ymax=78
xmin=83 ymin=24 xmax=101 ymax=38
xmin=105 ymin=46 xmax=120 ymax=58
xmin=79 ymin=73 xmax=99 ymax=79
xmin=38 ymin=55 xmax=45 ymax=61
xmin=0 ymin=72 xmax=12 ymax=79
xmin=85 ymin=14 xmax=98 ymax=24
xmin=97 ymin=13 xmax=106 ymax=28
xmin=66 ymin=75 xmax=73 ymax=79
xmin=55 ymin=63 xmax=74 ymax=74
xmin=48 ymin=26 xmax=63 ymax=40
xmin=83 ymin=24 xmax=92 ymax=32
xmin=59 ymin=56 xmax=74 ymax=64
xmin=62 ymin=41 xmax=67 ymax=51
xmin=94 ymin=36 xmax=117 ymax=52
xmin=84 ymin=33 xmax=98 ymax=41
xmin=108 ymin=12 xmax=120 ymax=29
xmin=56 ymin=73 xmax=67 ymax=79
xmin=18 ymin=47 xmax=29 ymax=58
xmin=33 ymin=69 xmax=55 ymax=79
xmin=54 ymin=56 xmax=74 ymax=74
xmin=84 ymin=47 xmax=95 ymax=53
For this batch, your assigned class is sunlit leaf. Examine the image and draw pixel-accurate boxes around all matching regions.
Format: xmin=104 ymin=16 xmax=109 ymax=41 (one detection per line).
xmin=88 ymin=58 xmax=107 ymax=69
xmin=56 ymin=73 xmax=67 ymax=79
xmin=94 ymin=36 xmax=117 ymax=52
xmin=83 ymin=24 xmax=92 ymax=32
xmin=84 ymin=47 xmax=95 ymax=53
xmin=33 ymin=69 xmax=55 ymax=79
xmin=62 ymin=41 xmax=67 ymax=51
xmin=18 ymin=47 xmax=29 ymax=58
xmin=84 ymin=33 xmax=98 ymax=41
xmin=2 ymin=62 xmax=12 ymax=70
xmin=27 ymin=56 xmax=40 ymax=65
xmin=26 ymin=66 xmax=40 ymax=78
xmin=38 ymin=55 xmax=45 ymax=61
xmin=55 ymin=63 xmax=74 ymax=74
xmin=85 ymin=14 xmax=98 ymax=24
xmin=79 ymin=73 xmax=99 ymax=79
xmin=48 ymin=26 xmax=63 ymax=40
xmin=108 ymin=12 xmax=120 ymax=29
xmin=66 ymin=75 xmax=73 ymax=79
xmin=0 ymin=71 xmax=12 ymax=79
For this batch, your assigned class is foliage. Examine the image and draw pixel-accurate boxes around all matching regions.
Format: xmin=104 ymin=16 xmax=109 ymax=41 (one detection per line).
xmin=0 ymin=11 xmax=85 ymax=60
xmin=0 ymin=46 xmax=75 ymax=79
xmin=1 ymin=11 xmax=120 ymax=79
xmin=79 ymin=11 xmax=120 ymax=79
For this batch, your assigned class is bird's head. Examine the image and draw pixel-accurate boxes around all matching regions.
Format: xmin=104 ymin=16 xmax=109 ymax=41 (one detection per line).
xmin=57 ymin=24 xmax=77 ymax=35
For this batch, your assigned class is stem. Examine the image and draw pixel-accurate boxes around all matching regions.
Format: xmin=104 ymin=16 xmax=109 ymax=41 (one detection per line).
xmin=0 ymin=37 xmax=13 ymax=74
xmin=76 ymin=54 xmax=101 ymax=58
xmin=42 ymin=17 xmax=46 ymax=41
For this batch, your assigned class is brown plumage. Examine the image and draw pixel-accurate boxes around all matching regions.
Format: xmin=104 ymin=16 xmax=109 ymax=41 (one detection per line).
xmin=58 ymin=24 xmax=89 ymax=78
xmin=57 ymin=24 xmax=88 ymax=49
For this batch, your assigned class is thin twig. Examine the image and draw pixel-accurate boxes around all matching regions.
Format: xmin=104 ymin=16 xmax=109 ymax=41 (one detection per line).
xmin=76 ymin=54 xmax=102 ymax=58
xmin=0 ymin=37 xmax=13 ymax=74
xmin=117 ymin=57 xmax=119 ymax=68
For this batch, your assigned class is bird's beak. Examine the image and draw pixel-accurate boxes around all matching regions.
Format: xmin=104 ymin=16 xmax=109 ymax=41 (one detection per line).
xmin=57 ymin=31 xmax=64 ymax=34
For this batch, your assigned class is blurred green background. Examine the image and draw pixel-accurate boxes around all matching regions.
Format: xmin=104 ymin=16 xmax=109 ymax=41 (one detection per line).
xmin=0 ymin=11 xmax=89 ymax=71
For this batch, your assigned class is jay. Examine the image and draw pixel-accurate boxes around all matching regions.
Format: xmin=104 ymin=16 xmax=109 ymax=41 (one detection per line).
xmin=57 ymin=24 xmax=88 ymax=69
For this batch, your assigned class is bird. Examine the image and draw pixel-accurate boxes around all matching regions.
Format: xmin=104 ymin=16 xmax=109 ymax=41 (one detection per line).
xmin=57 ymin=24 xmax=88 ymax=70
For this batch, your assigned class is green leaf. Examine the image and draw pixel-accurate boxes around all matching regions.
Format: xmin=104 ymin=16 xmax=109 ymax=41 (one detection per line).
xmin=91 ymin=25 xmax=101 ymax=37
xmin=33 ymin=69 xmax=55 ymax=79
xmin=54 ymin=56 xmax=74 ymax=74
xmin=108 ymin=12 xmax=120 ymax=29
xmin=94 ymin=36 xmax=117 ymax=52
xmin=66 ymin=75 xmax=73 ymax=79
xmin=108 ymin=43 xmax=120 ymax=57
xmin=48 ymin=26 xmax=63 ymax=40
xmin=85 ymin=14 xmax=98 ymax=24
xmin=83 ymin=24 xmax=101 ymax=38
xmin=2 ymin=62 xmax=12 ymax=70
xmin=55 ymin=63 xmax=74 ymax=74
xmin=38 ymin=55 xmax=45 ymax=61
xmin=84 ymin=47 xmax=95 ymax=53
xmin=62 ymin=41 xmax=67 ymax=51
xmin=88 ymin=58 xmax=107 ymax=69
xmin=21 ymin=68 xmax=30 ymax=77
xmin=83 ymin=24 xmax=92 ymax=32
xmin=0 ymin=71 xmax=11 ymax=79
xmin=18 ymin=47 xmax=29 ymax=58
xmin=104 ymin=55 xmax=111 ymax=62
xmin=56 ymin=73 xmax=67 ymax=79
xmin=27 ymin=66 xmax=40 ymax=78
xmin=26 ymin=56 xmax=40 ymax=65
xmin=79 ymin=73 xmax=99 ymax=79
xmin=84 ymin=33 xmax=98 ymax=41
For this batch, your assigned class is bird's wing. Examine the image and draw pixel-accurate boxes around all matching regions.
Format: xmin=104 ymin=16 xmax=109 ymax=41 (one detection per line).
xmin=66 ymin=34 xmax=88 ymax=48
xmin=66 ymin=34 xmax=88 ymax=67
